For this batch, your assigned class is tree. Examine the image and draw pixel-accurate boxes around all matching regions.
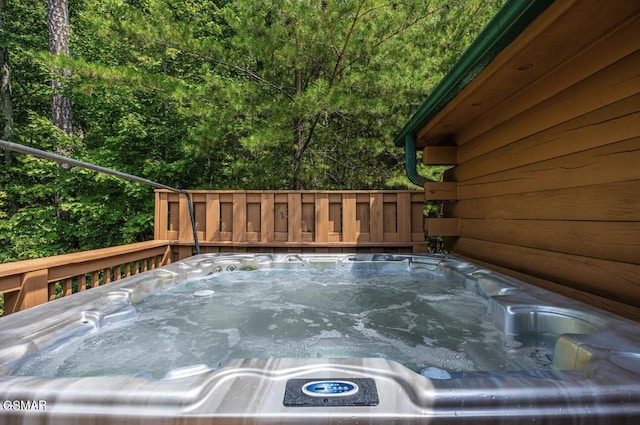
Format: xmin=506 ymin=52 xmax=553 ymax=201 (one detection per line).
xmin=0 ymin=0 xmax=505 ymax=262
xmin=1 ymin=0 xmax=17 ymax=223
xmin=1 ymin=0 xmax=14 ymax=148
xmin=48 ymin=0 xmax=72 ymax=138
xmin=203 ymin=0 xmax=457 ymax=189
xmin=94 ymin=0 xmax=504 ymax=190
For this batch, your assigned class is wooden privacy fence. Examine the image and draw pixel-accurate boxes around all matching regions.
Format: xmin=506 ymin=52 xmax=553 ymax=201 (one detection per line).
xmin=155 ymin=190 xmax=427 ymax=257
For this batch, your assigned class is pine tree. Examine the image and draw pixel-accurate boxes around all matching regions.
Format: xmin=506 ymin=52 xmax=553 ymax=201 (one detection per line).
xmin=48 ymin=0 xmax=73 ymax=138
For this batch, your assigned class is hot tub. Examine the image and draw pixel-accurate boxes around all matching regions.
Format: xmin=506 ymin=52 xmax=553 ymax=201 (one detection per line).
xmin=0 ymin=253 xmax=638 ymax=424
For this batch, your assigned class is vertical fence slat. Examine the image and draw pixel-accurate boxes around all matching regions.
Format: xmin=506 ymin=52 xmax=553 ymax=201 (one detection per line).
xmin=412 ymin=196 xmax=426 ymax=241
xmin=342 ymin=194 xmax=357 ymax=242
xmin=398 ymin=192 xmax=411 ymax=242
xmin=246 ymin=196 xmax=261 ymax=242
xmin=261 ymin=193 xmax=275 ymax=242
xmin=195 ymin=198 xmax=206 ymax=240
xmin=288 ymin=193 xmax=302 ymax=242
xmin=62 ymin=278 xmax=72 ymax=297
xmin=247 ymin=200 xmax=261 ymax=234
xmin=103 ymin=267 xmax=111 ymax=284
xmin=167 ymin=193 xmax=180 ymax=234
xmin=49 ymin=284 xmax=57 ymax=302
xmin=154 ymin=191 xmax=161 ymax=240
xmin=328 ymin=195 xmax=342 ymax=242
xmin=206 ymin=193 xmax=221 ymax=242
xmin=79 ymin=274 xmax=87 ymax=291
xmin=383 ymin=194 xmax=398 ymax=241
xmin=274 ymin=197 xmax=288 ymax=241
xmin=233 ymin=193 xmax=247 ymax=242
xmin=315 ymin=193 xmax=329 ymax=243
xmin=220 ymin=195 xmax=233 ymax=239
xmin=155 ymin=191 xmax=168 ymax=240
xmin=370 ymin=193 xmax=384 ymax=242
xmin=91 ymin=271 xmax=100 ymax=288
xmin=178 ymin=194 xmax=191 ymax=242
xmin=355 ymin=199 xmax=370 ymax=241
xmin=301 ymin=195 xmax=315 ymax=236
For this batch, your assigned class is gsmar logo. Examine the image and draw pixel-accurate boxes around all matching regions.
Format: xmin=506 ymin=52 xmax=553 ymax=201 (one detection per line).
xmin=2 ymin=400 xmax=47 ymax=411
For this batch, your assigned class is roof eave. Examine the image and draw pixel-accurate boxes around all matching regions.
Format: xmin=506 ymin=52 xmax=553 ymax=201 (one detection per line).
xmin=393 ymin=0 xmax=555 ymax=147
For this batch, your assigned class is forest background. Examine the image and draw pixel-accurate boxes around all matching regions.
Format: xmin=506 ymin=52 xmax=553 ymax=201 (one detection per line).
xmin=0 ymin=0 xmax=504 ymax=263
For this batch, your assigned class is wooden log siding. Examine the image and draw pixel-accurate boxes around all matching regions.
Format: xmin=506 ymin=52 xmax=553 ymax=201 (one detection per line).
xmin=448 ymin=51 xmax=640 ymax=313
xmin=410 ymin=1 xmax=640 ymax=319
xmin=154 ymin=190 xmax=427 ymax=256
xmin=0 ymin=241 xmax=172 ymax=315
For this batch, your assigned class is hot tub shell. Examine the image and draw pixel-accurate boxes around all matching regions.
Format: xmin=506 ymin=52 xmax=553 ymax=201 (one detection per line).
xmin=0 ymin=253 xmax=638 ymax=424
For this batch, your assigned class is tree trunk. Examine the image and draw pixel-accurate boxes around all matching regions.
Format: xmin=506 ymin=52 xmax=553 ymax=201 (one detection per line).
xmin=48 ymin=0 xmax=72 ymax=222
xmin=48 ymin=0 xmax=73 ymax=139
xmin=292 ymin=69 xmax=304 ymax=190
xmin=1 ymin=0 xmax=14 ymax=163
xmin=1 ymin=0 xmax=17 ymax=218
xmin=1 ymin=50 xmax=13 ymax=160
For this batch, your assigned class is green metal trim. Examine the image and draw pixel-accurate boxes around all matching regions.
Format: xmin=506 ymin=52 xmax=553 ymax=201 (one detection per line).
xmin=404 ymin=134 xmax=431 ymax=187
xmin=394 ymin=0 xmax=555 ymax=147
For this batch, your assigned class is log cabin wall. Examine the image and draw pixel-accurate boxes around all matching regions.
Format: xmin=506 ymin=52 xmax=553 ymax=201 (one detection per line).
xmin=413 ymin=1 xmax=640 ymax=320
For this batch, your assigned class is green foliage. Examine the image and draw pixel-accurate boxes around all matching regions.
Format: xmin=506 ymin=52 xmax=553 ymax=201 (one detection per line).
xmin=1 ymin=0 xmax=505 ymax=262
xmin=61 ymin=0 xmax=504 ymax=190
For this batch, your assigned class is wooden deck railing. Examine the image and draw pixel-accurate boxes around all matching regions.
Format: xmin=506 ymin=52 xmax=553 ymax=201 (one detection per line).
xmin=154 ymin=190 xmax=427 ymax=258
xmin=0 ymin=241 xmax=171 ymax=315
xmin=1 ymin=190 xmax=427 ymax=315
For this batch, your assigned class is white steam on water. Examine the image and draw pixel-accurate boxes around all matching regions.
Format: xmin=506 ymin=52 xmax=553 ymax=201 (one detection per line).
xmin=15 ymin=268 xmax=553 ymax=378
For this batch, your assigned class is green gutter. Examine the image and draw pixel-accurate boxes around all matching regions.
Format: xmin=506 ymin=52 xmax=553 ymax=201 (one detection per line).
xmin=404 ymin=133 xmax=429 ymax=186
xmin=395 ymin=0 xmax=555 ymax=159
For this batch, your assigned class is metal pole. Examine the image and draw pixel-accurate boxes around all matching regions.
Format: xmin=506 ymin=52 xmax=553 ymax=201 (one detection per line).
xmin=0 ymin=139 xmax=201 ymax=255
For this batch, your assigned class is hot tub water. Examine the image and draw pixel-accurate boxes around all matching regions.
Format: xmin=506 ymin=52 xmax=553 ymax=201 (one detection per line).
xmin=14 ymin=267 xmax=552 ymax=379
